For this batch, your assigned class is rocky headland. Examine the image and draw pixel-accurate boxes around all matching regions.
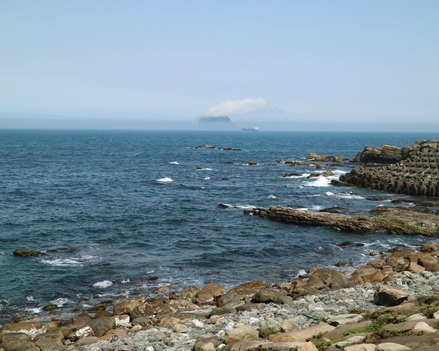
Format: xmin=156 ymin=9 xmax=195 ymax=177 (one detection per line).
xmin=335 ymin=140 xmax=439 ymax=197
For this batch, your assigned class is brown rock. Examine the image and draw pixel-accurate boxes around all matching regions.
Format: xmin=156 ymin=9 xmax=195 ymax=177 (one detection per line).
xmin=418 ymin=256 xmax=439 ymax=271
xmin=74 ymin=336 xmax=100 ymax=346
xmin=281 ymin=319 xmax=301 ymax=333
xmin=270 ymin=323 xmax=335 ymax=342
xmin=229 ymin=280 xmax=270 ymax=295
xmin=421 ymin=243 xmax=439 ymax=253
xmin=374 ymin=285 xmax=411 ymax=306
xmin=89 ymin=316 xmax=115 ymax=337
xmin=298 ymin=342 xmax=319 ymax=351
xmin=252 ymin=288 xmax=287 ymax=303
xmin=227 ymin=324 xmax=259 ymax=342
xmin=129 ymin=302 xmax=154 ymax=318
xmin=195 ymin=283 xmax=226 ymax=303
xmin=180 ymin=286 xmax=200 ymax=300
xmin=1 ymin=333 xmax=39 ymax=351
xmin=408 ymin=262 xmax=425 ymax=273
xmin=113 ymin=298 xmax=143 ymax=315
xmin=34 ymin=330 xmax=64 ymax=350
xmin=306 ymin=268 xmax=349 ymax=291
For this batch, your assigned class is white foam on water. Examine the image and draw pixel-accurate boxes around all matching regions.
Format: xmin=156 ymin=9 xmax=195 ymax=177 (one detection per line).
xmin=267 ymin=195 xmax=277 ymax=199
xmin=92 ymin=280 xmax=113 ymax=288
xmin=168 ymin=161 xmax=179 ymax=165
xmin=40 ymin=258 xmax=83 ymax=267
xmin=294 ymin=269 xmax=308 ymax=279
xmin=234 ymin=204 xmax=256 ymax=210
xmin=25 ymin=307 xmax=43 ymax=314
xmin=295 ymin=207 xmax=309 ymax=211
xmin=337 ymin=193 xmax=365 ymax=200
xmin=51 ymin=297 xmax=71 ymax=306
xmin=202 ymin=176 xmax=210 ymax=180
xmin=196 ymin=167 xmax=212 ymax=171
xmin=311 ymin=205 xmax=324 ymax=211
xmin=156 ymin=177 xmax=173 ymax=183
xmin=303 ymin=176 xmax=331 ymax=187
xmin=26 ymin=296 xmax=36 ymax=302
xmin=121 ymin=279 xmax=130 ymax=284
xmin=284 ymin=173 xmax=310 ymax=179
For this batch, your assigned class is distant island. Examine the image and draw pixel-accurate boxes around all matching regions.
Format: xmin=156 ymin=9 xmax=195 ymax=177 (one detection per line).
xmin=198 ymin=116 xmax=236 ymax=130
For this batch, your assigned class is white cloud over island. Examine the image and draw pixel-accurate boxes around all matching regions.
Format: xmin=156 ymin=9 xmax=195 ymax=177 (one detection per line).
xmin=204 ymin=98 xmax=273 ymax=117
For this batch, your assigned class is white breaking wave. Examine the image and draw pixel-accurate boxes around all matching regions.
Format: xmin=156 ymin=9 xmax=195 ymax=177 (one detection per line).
xmin=283 ymin=173 xmax=310 ymax=179
xmin=25 ymin=307 xmax=43 ymax=314
xmin=156 ymin=177 xmax=173 ymax=183
xmin=196 ymin=167 xmax=212 ymax=171
xmin=202 ymin=176 xmax=210 ymax=180
xmin=168 ymin=161 xmax=179 ymax=165
xmin=93 ymin=280 xmax=113 ymax=288
xmin=267 ymin=195 xmax=277 ymax=199
xmin=326 ymin=191 xmax=365 ymax=200
xmin=51 ymin=297 xmax=71 ymax=306
xmin=303 ymin=176 xmax=331 ymax=187
xmin=121 ymin=279 xmax=130 ymax=284
xmin=41 ymin=258 xmax=84 ymax=267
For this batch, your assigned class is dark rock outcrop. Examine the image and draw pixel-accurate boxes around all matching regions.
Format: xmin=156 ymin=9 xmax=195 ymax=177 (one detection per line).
xmin=13 ymin=248 xmax=45 ymax=257
xmin=244 ymin=205 xmax=439 ymax=236
xmin=338 ymin=140 xmax=439 ymax=197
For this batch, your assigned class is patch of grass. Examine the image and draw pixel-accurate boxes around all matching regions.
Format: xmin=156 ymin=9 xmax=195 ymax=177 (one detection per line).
xmin=410 ymin=343 xmax=426 ymax=349
xmin=343 ymin=313 xmax=402 ymax=337
xmin=258 ymin=323 xmax=280 ymax=339
xmin=310 ymin=338 xmax=333 ymax=351
xmin=349 ymin=307 xmax=365 ymax=314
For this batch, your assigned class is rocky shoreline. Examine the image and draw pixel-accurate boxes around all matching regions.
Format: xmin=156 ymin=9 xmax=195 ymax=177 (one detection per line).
xmin=2 ymin=139 xmax=439 ymax=351
xmin=3 ymin=242 xmax=439 ymax=351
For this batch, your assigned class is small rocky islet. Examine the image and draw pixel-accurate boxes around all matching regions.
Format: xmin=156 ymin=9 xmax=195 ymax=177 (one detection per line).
xmin=2 ymin=140 xmax=439 ymax=351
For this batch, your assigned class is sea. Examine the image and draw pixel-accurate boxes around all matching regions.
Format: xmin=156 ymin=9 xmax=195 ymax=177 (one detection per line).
xmin=0 ymin=129 xmax=437 ymax=324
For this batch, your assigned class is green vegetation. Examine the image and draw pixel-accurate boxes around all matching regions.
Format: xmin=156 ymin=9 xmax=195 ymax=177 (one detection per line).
xmin=409 ymin=343 xmax=426 ymax=349
xmin=258 ymin=323 xmax=280 ymax=339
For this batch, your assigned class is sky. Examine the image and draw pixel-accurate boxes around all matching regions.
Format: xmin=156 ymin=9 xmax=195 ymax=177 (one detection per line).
xmin=0 ymin=0 xmax=438 ymax=131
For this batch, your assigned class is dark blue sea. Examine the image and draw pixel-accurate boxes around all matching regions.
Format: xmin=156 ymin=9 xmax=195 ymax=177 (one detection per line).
xmin=0 ymin=130 xmax=436 ymax=324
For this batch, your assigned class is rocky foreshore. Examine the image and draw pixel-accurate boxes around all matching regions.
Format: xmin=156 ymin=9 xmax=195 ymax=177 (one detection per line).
xmin=3 ymin=243 xmax=439 ymax=351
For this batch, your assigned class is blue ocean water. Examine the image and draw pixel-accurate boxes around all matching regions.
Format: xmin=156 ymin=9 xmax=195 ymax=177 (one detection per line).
xmin=0 ymin=130 xmax=435 ymax=323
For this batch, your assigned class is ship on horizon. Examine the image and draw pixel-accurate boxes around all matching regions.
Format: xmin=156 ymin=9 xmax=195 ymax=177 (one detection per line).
xmin=241 ymin=125 xmax=259 ymax=132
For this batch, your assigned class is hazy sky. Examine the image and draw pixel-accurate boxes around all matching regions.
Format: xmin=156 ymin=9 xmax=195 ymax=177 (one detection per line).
xmin=1 ymin=1 xmax=438 ymax=130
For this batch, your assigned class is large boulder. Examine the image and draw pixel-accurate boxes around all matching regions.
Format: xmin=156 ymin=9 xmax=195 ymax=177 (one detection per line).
xmin=374 ymin=285 xmax=411 ymax=306
xmin=305 ymin=268 xmax=350 ymax=291
xmin=195 ymin=283 xmax=226 ymax=303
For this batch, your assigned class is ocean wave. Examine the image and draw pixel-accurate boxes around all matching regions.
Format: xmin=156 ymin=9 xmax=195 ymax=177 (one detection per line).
xmin=283 ymin=173 xmax=310 ymax=179
xmin=303 ymin=176 xmax=331 ymax=187
xmin=267 ymin=195 xmax=277 ymax=199
xmin=92 ymin=280 xmax=113 ymax=288
xmin=326 ymin=191 xmax=365 ymax=200
xmin=195 ymin=167 xmax=212 ymax=171
xmin=156 ymin=177 xmax=173 ymax=183
xmin=41 ymin=258 xmax=84 ymax=267
xmin=25 ymin=307 xmax=43 ymax=314
xmin=168 ymin=161 xmax=179 ymax=165
xmin=202 ymin=176 xmax=210 ymax=180
xmin=51 ymin=297 xmax=71 ymax=306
